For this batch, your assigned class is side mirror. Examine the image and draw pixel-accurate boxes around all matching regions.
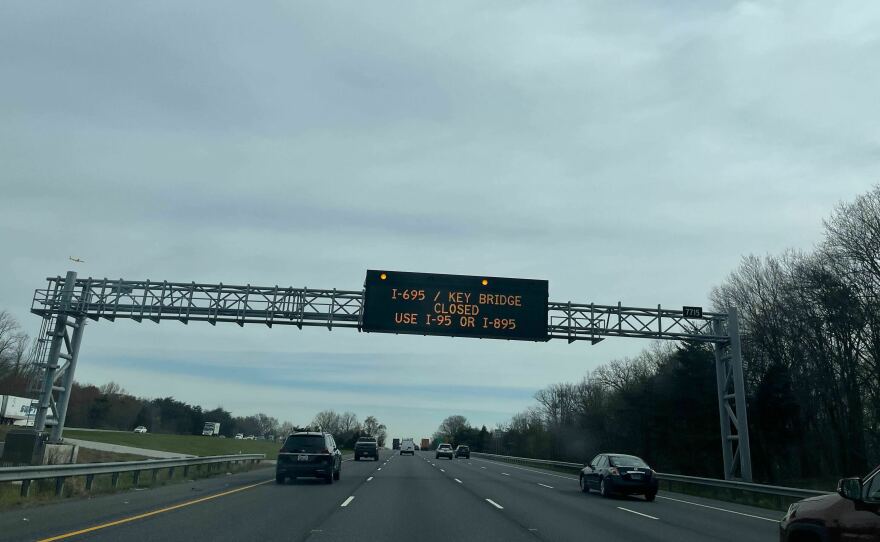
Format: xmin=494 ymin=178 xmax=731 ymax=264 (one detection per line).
xmin=837 ymin=478 xmax=862 ymax=501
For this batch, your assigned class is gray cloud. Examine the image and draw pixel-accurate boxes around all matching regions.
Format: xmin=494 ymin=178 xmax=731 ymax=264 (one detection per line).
xmin=2 ymin=1 xmax=879 ymax=438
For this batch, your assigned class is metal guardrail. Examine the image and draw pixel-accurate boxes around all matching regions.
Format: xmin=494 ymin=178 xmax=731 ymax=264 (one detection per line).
xmin=0 ymin=453 xmax=265 ymax=497
xmin=471 ymin=452 xmax=830 ymax=500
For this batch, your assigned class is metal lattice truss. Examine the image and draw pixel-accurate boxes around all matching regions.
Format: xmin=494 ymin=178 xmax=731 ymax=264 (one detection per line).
xmin=32 ymin=277 xmax=363 ymax=329
xmin=26 ymin=272 xmax=752 ymax=481
xmin=547 ymin=302 xmax=727 ymax=343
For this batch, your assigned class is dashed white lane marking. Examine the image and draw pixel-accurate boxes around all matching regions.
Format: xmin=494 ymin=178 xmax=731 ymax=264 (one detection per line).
xmin=440 ymin=469 xmax=445 ymax=473
xmin=367 ymin=477 xmax=373 ymax=482
xmin=377 ymin=468 xmax=382 ymax=471
xmin=656 ymin=496 xmax=778 ymax=522
xmin=485 ymin=498 xmax=504 ymax=510
xmin=473 ymin=459 xmax=575 ymax=481
xmin=538 ymin=483 xmax=554 ymax=489
xmin=501 ymin=473 xmax=510 ymax=476
xmin=454 ymin=478 xmax=463 ymax=484
xmin=341 ymin=496 xmax=355 ymax=507
xmin=617 ymin=507 xmax=658 ymax=520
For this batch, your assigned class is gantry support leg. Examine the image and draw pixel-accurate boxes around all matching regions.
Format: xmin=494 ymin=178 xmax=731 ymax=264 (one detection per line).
xmin=713 ymin=308 xmax=753 ymax=482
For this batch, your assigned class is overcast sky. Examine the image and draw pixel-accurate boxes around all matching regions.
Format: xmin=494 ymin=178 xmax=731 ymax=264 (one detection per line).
xmin=1 ymin=2 xmax=878 ymax=440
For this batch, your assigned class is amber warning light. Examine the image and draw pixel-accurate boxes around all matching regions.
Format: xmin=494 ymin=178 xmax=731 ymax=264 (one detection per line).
xmin=362 ymin=270 xmax=548 ymax=341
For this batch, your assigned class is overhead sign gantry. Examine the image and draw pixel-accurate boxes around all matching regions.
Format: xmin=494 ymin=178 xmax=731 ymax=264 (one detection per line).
xmin=23 ymin=270 xmax=753 ymax=482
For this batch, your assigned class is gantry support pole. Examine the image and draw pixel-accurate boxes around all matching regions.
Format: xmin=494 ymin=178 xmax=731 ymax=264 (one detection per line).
xmin=713 ymin=308 xmax=753 ymax=482
xmin=33 ymin=271 xmax=77 ymax=433
xmin=49 ymin=313 xmax=86 ymax=443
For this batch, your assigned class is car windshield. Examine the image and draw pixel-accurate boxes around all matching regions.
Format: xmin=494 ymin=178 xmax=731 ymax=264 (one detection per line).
xmin=358 ymin=437 xmax=376 ymax=442
xmin=609 ymin=455 xmax=649 ymax=468
xmin=283 ymin=435 xmax=326 ymax=453
xmin=439 ymin=445 xmax=451 ymax=449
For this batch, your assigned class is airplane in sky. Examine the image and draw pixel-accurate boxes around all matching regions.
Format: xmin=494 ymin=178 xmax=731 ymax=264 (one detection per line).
xmin=68 ymin=256 xmax=84 ymax=263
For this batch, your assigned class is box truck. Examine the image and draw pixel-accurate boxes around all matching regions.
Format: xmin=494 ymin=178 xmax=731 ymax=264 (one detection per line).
xmin=202 ymin=422 xmax=221 ymax=436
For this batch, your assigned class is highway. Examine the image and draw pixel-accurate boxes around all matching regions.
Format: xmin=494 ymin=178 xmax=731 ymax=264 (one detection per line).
xmin=0 ymin=450 xmax=781 ymax=541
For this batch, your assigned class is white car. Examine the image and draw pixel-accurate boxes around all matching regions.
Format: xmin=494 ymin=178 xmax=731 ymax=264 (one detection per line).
xmin=400 ymin=438 xmax=416 ymax=455
xmin=133 ymin=426 xmax=147 ymax=434
xmin=234 ymin=433 xmax=244 ymax=439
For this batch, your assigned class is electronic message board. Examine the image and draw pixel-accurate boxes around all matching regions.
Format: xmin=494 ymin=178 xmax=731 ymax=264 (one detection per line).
xmin=362 ymin=270 xmax=549 ymax=341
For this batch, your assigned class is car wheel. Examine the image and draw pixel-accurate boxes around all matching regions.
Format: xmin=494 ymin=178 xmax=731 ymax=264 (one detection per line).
xmin=334 ymin=468 xmax=341 ymax=481
xmin=326 ymin=473 xmax=334 ymax=484
xmin=276 ymin=473 xmax=285 ymax=484
xmin=600 ymin=478 xmax=609 ymax=497
xmin=579 ymin=475 xmax=589 ymax=493
xmin=645 ymin=492 xmax=656 ymax=502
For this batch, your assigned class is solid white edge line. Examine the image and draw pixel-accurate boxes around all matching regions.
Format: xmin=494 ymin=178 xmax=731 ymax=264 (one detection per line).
xmin=656 ymin=496 xmax=779 ymax=522
xmin=617 ymin=507 xmax=658 ymax=520
xmin=485 ymin=498 xmax=504 ymax=510
xmin=341 ymin=496 xmax=355 ymax=507
xmin=454 ymin=478 xmax=462 ymax=484
xmin=538 ymin=483 xmax=554 ymax=489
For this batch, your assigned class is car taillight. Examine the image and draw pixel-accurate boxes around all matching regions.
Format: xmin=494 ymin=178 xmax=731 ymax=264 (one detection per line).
xmin=609 ymin=467 xmax=619 ymax=476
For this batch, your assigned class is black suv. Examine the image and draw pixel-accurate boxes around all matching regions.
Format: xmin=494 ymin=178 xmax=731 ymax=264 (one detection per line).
xmin=276 ymin=432 xmax=341 ymax=484
xmin=354 ymin=436 xmax=379 ymax=461
xmin=454 ymin=445 xmax=470 ymax=459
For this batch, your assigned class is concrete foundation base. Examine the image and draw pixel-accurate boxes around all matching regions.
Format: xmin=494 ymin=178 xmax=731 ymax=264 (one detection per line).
xmin=42 ymin=443 xmax=79 ymax=465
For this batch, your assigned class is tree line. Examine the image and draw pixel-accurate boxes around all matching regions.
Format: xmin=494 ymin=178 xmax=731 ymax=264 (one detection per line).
xmin=310 ymin=409 xmax=387 ymax=448
xmin=435 ymin=186 xmax=880 ymax=486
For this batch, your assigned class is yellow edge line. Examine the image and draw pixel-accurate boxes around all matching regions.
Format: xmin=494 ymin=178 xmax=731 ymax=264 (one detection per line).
xmin=37 ymin=479 xmax=273 ymax=542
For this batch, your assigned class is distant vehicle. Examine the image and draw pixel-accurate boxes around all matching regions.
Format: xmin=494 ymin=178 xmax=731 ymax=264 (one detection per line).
xmin=580 ymin=453 xmax=658 ymax=501
xmin=400 ymin=438 xmax=415 ymax=456
xmin=414 ymin=445 xmax=420 ymax=451
xmin=454 ymin=445 xmax=470 ymax=459
xmin=245 ymin=435 xmax=255 ymax=440
xmin=354 ymin=436 xmax=379 ymax=461
xmin=435 ymin=444 xmax=454 ymax=460
xmin=218 ymin=435 xmax=226 ymax=439
xmin=234 ymin=433 xmax=244 ymax=439
xmin=0 ymin=395 xmax=37 ymax=426
xmin=276 ymin=432 xmax=342 ymax=484
xmin=421 ymin=438 xmax=430 ymax=450
xmin=392 ymin=438 xmax=401 ymax=450
xmin=202 ymin=422 xmax=221 ymax=436
xmin=133 ymin=425 xmax=147 ymax=434
xmin=780 ymin=464 xmax=880 ymax=541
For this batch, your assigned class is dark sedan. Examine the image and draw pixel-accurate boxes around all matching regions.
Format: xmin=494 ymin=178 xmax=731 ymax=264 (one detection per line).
xmin=276 ymin=432 xmax=342 ymax=484
xmin=580 ymin=453 xmax=658 ymax=501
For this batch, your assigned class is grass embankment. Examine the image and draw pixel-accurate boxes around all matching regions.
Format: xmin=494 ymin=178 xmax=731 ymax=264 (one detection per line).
xmin=64 ymin=430 xmax=282 ymax=460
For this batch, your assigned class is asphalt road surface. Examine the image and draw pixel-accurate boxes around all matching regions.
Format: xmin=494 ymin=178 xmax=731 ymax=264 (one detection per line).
xmin=0 ymin=450 xmax=781 ymax=541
